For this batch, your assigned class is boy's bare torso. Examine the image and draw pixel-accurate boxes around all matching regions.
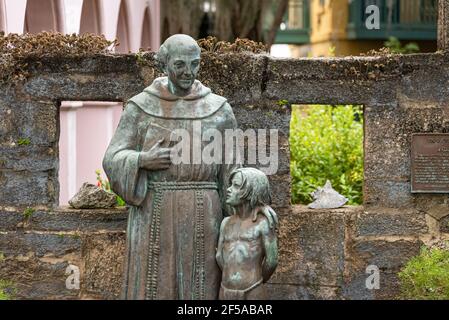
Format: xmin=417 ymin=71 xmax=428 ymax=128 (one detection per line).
xmin=221 ymin=215 xmax=268 ymax=290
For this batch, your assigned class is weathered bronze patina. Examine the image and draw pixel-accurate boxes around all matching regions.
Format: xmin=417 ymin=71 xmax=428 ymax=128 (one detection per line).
xmin=216 ymin=167 xmax=278 ymax=300
xmin=103 ymin=34 xmax=239 ymax=299
xmin=411 ymin=133 xmax=449 ymax=193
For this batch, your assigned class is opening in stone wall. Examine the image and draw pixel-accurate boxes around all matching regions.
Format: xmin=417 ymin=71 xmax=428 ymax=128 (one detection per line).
xmin=290 ymin=104 xmax=364 ymax=206
xmin=58 ymin=101 xmax=123 ymax=205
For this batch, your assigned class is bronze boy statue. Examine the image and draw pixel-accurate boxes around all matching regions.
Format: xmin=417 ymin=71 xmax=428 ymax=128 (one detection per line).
xmin=216 ymin=167 xmax=279 ymax=300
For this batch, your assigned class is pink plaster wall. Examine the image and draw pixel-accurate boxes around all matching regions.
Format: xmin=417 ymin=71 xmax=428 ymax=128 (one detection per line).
xmin=59 ymin=102 xmax=123 ymax=205
xmin=0 ymin=0 xmax=160 ymax=204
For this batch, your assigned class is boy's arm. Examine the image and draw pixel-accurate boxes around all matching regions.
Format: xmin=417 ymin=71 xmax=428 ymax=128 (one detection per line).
xmin=261 ymin=219 xmax=278 ymax=282
xmin=216 ymin=217 xmax=229 ymax=271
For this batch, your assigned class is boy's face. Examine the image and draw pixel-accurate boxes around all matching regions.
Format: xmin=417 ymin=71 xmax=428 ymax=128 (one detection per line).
xmin=226 ymin=172 xmax=244 ymax=207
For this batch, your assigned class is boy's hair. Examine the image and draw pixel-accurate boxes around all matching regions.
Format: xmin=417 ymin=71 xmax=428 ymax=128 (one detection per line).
xmin=229 ymin=167 xmax=271 ymax=209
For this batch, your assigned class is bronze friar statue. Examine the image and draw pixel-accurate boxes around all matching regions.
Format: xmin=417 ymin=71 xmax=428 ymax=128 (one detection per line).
xmin=103 ymin=34 xmax=240 ymax=299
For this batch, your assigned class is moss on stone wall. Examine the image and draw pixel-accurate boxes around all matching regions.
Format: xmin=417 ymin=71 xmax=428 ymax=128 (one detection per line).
xmin=0 ymin=32 xmax=117 ymax=85
xmin=197 ymin=36 xmax=268 ymax=54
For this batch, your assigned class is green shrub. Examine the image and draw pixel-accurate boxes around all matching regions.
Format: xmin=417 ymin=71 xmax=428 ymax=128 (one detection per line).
xmin=398 ymin=246 xmax=449 ymax=300
xmin=95 ymin=170 xmax=125 ymax=207
xmin=384 ymin=36 xmax=420 ymax=54
xmin=290 ymin=105 xmax=363 ymax=205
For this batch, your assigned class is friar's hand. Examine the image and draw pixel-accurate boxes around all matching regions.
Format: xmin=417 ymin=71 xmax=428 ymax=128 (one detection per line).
xmin=138 ymin=139 xmax=172 ymax=171
xmin=252 ymin=205 xmax=279 ymax=230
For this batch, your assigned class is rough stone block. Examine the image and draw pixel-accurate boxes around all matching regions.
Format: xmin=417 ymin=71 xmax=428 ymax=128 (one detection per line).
xmin=0 ymin=208 xmax=128 ymax=232
xmin=355 ymin=210 xmax=428 ymax=237
xmin=268 ymin=174 xmax=291 ymax=208
xmin=32 ymin=208 xmax=128 ymax=232
xmin=23 ymin=55 xmax=146 ymax=101
xmin=233 ymin=103 xmax=291 ymax=136
xmin=0 ymin=256 xmax=80 ymax=300
xmin=270 ymin=206 xmax=353 ymax=289
xmin=351 ymin=239 xmax=422 ymax=271
xmin=440 ymin=215 xmax=449 ymax=233
xmin=265 ymin=56 xmax=400 ymax=105
xmin=342 ymin=271 xmax=402 ymax=300
xmin=266 ymin=283 xmax=340 ymax=300
xmin=0 ymin=145 xmax=57 ymax=172
xmin=0 ymin=171 xmax=55 ymax=207
xmin=199 ymin=53 xmax=266 ymax=105
xmin=364 ymin=179 xmax=413 ymax=208
xmin=412 ymin=194 xmax=449 ymax=214
xmin=343 ymin=239 xmax=422 ymax=299
xmin=81 ymin=233 xmax=126 ymax=299
xmin=0 ymin=231 xmax=81 ymax=258
xmin=2 ymin=101 xmax=59 ymax=145
xmin=0 ymin=210 xmax=23 ymax=231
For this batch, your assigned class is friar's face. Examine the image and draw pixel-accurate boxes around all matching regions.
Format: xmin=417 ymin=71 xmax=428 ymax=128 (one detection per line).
xmin=166 ymin=46 xmax=201 ymax=91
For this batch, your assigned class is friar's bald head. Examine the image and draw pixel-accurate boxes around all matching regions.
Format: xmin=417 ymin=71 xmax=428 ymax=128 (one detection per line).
xmin=156 ymin=34 xmax=201 ymax=96
xmin=156 ymin=34 xmax=201 ymax=72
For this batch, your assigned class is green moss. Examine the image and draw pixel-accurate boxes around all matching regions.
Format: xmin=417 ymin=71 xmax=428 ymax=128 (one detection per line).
xmin=71 ymin=232 xmax=81 ymax=239
xmin=135 ymin=50 xmax=152 ymax=67
xmin=17 ymin=138 xmax=30 ymax=146
xmin=265 ymin=110 xmax=275 ymax=118
xmin=0 ymin=252 xmax=4 ymax=262
xmin=277 ymin=99 xmax=290 ymax=107
xmin=116 ymin=195 xmax=126 ymax=207
xmin=57 ymin=232 xmax=66 ymax=239
xmin=398 ymin=245 xmax=449 ymax=300
xmin=0 ymin=280 xmax=15 ymax=300
xmin=23 ymin=207 xmax=35 ymax=219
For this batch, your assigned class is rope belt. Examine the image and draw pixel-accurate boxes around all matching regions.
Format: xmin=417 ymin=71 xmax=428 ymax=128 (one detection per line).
xmin=148 ymin=181 xmax=218 ymax=191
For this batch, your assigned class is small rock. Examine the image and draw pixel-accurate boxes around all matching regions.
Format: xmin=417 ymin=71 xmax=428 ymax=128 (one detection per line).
xmin=69 ymin=183 xmax=117 ymax=209
xmin=308 ymin=180 xmax=348 ymax=209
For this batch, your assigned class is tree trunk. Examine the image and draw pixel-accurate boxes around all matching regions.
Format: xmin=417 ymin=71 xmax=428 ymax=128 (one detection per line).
xmin=265 ymin=0 xmax=289 ymax=47
xmin=161 ymin=0 xmax=289 ymax=48
xmin=161 ymin=0 xmax=205 ymax=41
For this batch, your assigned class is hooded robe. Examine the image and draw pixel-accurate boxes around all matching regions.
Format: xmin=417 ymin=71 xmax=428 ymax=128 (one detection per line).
xmin=103 ymin=77 xmax=239 ymax=300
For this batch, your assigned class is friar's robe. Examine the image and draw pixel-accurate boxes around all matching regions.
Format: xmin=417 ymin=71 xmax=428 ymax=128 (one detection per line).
xmin=103 ymin=77 xmax=239 ymax=300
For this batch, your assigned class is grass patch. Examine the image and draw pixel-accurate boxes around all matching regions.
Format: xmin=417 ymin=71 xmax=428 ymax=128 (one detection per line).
xmin=399 ymin=245 xmax=449 ymax=300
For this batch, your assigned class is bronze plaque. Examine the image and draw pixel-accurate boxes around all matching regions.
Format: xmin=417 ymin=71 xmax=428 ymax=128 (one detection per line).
xmin=411 ymin=133 xmax=449 ymax=193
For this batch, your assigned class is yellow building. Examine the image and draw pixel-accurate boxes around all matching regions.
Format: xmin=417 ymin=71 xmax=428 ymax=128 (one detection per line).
xmin=275 ymin=0 xmax=438 ymax=57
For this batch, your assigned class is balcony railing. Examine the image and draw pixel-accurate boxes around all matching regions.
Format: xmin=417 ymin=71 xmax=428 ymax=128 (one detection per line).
xmin=347 ymin=0 xmax=437 ymax=40
xmin=274 ymin=0 xmax=310 ymax=44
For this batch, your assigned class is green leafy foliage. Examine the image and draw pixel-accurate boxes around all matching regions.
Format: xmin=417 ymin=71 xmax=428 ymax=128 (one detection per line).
xmin=17 ymin=138 xmax=30 ymax=146
xmin=277 ymin=99 xmax=290 ymax=107
xmin=384 ymin=36 xmax=420 ymax=54
xmin=398 ymin=246 xmax=449 ymax=300
xmin=290 ymin=105 xmax=363 ymax=205
xmin=22 ymin=207 xmax=35 ymax=219
xmin=0 ymin=280 xmax=15 ymax=300
xmin=95 ymin=170 xmax=126 ymax=207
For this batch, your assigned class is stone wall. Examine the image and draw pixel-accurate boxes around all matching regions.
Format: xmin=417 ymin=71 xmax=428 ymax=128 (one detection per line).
xmin=2 ymin=8 xmax=449 ymax=297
